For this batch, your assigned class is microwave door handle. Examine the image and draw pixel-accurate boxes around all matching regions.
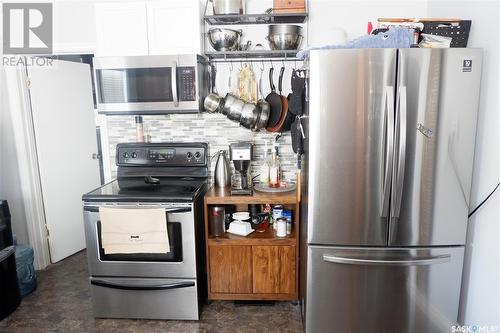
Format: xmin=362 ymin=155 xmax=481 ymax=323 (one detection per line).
xmin=172 ymin=61 xmax=179 ymax=107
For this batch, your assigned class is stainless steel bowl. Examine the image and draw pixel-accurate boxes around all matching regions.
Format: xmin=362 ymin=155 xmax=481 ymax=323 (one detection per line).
xmin=208 ymin=28 xmax=242 ymax=51
xmin=266 ymin=25 xmax=303 ymax=50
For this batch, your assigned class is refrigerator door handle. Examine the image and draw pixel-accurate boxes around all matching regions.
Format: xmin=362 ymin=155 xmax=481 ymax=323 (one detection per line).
xmin=381 ymin=86 xmax=395 ymax=218
xmin=391 ymin=86 xmax=407 ymax=219
xmin=322 ymin=253 xmax=451 ymax=266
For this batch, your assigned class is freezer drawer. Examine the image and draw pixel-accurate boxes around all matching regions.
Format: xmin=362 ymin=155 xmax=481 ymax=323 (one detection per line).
xmin=306 ymin=246 xmax=464 ymax=333
xmin=90 ymin=277 xmax=199 ymax=320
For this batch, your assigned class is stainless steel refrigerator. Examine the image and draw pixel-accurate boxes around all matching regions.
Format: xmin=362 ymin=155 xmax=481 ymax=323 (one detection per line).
xmin=300 ymin=48 xmax=482 ymax=333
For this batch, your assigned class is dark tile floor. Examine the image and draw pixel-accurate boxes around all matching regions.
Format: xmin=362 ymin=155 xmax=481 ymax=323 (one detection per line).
xmin=0 ymin=251 xmax=303 ymax=332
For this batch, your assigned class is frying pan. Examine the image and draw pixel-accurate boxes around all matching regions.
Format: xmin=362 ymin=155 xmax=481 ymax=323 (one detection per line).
xmin=265 ymin=66 xmax=282 ymax=129
xmin=267 ymin=67 xmax=288 ymax=132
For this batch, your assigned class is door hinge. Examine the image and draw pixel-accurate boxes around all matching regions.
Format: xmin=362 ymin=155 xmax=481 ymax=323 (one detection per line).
xmin=26 ymin=78 xmax=32 ymax=89
xmin=45 ymin=224 xmax=50 ymax=237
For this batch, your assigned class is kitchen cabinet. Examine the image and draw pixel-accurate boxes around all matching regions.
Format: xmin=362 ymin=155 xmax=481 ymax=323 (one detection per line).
xmin=147 ymin=0 xmax=201 ymax=55
xmin=204 ymin=187 xmax=300 ymax=300
xmin=94 ymin=0 xmax=201 ymax=56
xmin=95 ymin=2 xmax=149 ymax=56
xmin=209 ymin=245 xmax=252 ymax=294
xmin=252 ymin=245 xmax=296 ymax=294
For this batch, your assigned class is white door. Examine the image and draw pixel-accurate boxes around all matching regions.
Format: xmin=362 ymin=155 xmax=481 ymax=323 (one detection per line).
xmin=28 ymin=60 xmax=100 ymax=263
xmin=94 ymin=1 xmax=149 ymax=56
xmin=147 ymin=0 xmax=201 ymax=55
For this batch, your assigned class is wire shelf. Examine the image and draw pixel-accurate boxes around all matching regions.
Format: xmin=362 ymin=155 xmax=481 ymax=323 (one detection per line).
xmin=204 ymin=13 xmax=307 ymax=25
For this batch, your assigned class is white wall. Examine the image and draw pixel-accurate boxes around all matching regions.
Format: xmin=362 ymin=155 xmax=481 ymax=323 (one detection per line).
xmin=309 ymin=0 xmax=428 ymax=45
xmin=427 ymin=0 xmax=500 ymax=327
xmin=0 ymin=69 xmax=30 ymax=245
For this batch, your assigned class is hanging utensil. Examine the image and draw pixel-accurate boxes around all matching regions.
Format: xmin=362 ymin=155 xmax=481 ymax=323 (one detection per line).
xmin=228 ymin=61 xmax=234 ymax=94
xmin=204 ymin=64 xmax=224 ymax=113
xmin=267 ymin=66 xmax=288 ymax=132
xmin=265 ymin=65 xmax=282 ymax=129
xmin=238 ymin=63 xmax=257 ymax=103
xmin=281 ymin=69 xmax=296 ymax=131
xmin=255 ymin=64 xmax=270 ymax=130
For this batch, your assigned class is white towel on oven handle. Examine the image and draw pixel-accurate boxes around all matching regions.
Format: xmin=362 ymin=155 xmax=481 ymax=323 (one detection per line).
xmin=99 ymin=207 xmax=170 ymax=254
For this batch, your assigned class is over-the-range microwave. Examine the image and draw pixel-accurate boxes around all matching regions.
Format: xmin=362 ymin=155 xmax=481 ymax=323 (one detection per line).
xmin=93 ymin=55 xmax=208 ymax=115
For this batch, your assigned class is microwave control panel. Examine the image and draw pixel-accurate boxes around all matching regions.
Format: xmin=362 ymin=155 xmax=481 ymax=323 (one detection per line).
xmin=178 ymin=67 xmax=196 ymax=101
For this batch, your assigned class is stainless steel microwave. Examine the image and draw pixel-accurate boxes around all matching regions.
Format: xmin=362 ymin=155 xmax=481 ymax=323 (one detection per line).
xmin=93 ymin=55 xmax=208 ymax=115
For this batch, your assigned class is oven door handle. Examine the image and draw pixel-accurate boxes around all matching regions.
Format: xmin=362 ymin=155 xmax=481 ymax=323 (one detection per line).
xmin=91 ymin=279 xmax=195 ymax=291
xmin=83 ymin=206 xmax=192 ymax=213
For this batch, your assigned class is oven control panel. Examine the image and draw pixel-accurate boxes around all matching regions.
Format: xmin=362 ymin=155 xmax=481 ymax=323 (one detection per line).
xmin=116 ymin=143 xmax=207 ymax=166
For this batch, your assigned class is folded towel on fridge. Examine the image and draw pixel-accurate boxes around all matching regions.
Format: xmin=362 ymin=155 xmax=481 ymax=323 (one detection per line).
xmin=99 ymin=207 xmax=170 ymax=254
xmin=297 ymin=28 xmax=413 ymax=58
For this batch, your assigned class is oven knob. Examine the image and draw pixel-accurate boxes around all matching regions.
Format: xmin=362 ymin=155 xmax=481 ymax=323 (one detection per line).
xmin=123 ymin=152 xmax=129 ymax=159
xmin=194 ymin=152 xmax=201 ymax=159
xmin=186 ymin=152 xmax=193 ymax=159
xmin=131 ymin=152 xmax=137 ymax=158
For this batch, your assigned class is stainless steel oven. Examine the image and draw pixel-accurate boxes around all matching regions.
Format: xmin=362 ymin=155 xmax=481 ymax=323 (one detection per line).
xmin=83 ymin=202 xmax=202 ymax=320
xmin=82 ymin=142 xmax=208 ymax=320
xmin=93 ymin=55 xmax=208 ymax=115
xmin=83 ymin=202 xmax=196 ymax=278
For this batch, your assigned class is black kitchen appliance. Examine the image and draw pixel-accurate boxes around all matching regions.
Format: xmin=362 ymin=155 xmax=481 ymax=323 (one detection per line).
xmin=82 ymin=142 xmax=208 ymax=320
xmin=0 ymin=200 xmax=21 ymax=320
xmin=229 ymin=142 xmax=253 ymax=195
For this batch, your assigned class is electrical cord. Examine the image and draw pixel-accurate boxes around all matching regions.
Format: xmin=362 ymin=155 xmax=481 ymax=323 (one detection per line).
xmin=468 ymin=182 xmax=500 ymax=218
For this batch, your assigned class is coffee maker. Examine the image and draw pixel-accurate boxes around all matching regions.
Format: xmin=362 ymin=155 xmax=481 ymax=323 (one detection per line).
xmin=229 ymin=142 xmax=253 ymax=195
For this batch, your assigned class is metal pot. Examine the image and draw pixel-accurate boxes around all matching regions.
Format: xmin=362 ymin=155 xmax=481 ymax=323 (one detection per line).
xmin=223 ymin=93 xmax=245 ymax=120
xmin=255 ymin=100 xmax=270 ymax=130
xmin=212 ymin=0 xmax=245 ymax=15
xmin=208 ymin=28 xmax=243 ymax=51
xmin=204 ymin=93 xmax=224 ymax=113
xmin=240 ymin=103 xmax=259 ymax=129
xmin=267 ymin=25 xmax=303 ymax=50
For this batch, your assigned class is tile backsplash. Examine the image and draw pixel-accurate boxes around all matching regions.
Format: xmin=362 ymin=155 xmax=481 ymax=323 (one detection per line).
xmin=105 ymin=113 xmax=298 ymax=184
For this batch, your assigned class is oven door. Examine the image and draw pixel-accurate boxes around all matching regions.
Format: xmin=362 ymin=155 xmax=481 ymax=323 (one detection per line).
xmin=83 ymin=202 xmax=196 ymax=279
xmin=93 ymin=55 xmax=203 ymax=115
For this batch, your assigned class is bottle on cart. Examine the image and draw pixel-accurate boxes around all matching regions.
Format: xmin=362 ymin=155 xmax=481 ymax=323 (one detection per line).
xmin=259 ymin=141 xmax=271 ymax=185
xmin=269 ymin=142 xmax=281 ymax=188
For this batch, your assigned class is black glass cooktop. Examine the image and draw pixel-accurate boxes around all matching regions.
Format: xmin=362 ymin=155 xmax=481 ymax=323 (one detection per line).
xmin=82 ymin=177 xmax=207 ymax=202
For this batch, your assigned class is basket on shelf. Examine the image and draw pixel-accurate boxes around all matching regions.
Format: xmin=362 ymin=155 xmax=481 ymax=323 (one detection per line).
xmin=421 ymin=20 xmax=471 ymax=47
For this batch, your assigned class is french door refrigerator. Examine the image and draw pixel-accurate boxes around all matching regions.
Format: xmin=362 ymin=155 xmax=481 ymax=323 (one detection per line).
xmin=301 ymin=48 xmax=482 ymax=333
